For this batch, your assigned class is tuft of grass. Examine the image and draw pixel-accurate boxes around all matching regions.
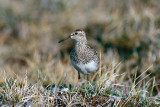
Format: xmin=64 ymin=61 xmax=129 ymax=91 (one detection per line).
xmin=0 ymin=64 xmax=159 ymax=106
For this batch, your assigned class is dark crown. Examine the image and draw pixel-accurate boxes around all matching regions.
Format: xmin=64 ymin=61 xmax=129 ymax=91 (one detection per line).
xmin=74 ymin=29 xmax=83 ymax=32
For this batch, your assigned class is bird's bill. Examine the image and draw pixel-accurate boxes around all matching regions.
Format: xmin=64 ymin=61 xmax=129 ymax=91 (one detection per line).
xmin=58 ymin=35 xmax=70 ymax=43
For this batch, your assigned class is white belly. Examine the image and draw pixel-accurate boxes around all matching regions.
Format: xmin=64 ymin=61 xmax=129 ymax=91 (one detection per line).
xmin=71 ymin=60 xmax=98 ymax=74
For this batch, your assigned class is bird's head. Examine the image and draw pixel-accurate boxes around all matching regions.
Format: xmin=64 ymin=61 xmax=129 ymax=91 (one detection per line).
xmin=58 ymin=29 xmax=87 ymax=43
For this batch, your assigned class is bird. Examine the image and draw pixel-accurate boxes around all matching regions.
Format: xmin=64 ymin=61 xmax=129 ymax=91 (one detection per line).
xmin=58 ymin=29 xmax=99 ymax=81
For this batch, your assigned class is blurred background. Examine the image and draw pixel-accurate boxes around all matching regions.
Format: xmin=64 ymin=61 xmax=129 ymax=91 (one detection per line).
xmin=0 ymin=0 xmax=160 ymax=96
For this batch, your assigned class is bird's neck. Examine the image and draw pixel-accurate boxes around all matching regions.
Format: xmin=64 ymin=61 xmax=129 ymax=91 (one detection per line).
xmin=75 ymin=40 xmax=88 ymax=51
xmin=76 ymin=36 xmax=87 ymax=44
xmin=76 ymin=39 xmax=87 ymax=46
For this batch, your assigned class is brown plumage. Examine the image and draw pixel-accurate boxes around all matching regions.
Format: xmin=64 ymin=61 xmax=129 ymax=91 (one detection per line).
xmin=70 ymin=42 xmax=99 ymax=64
xmin=59 ymin=29 xmax=99 ymax=80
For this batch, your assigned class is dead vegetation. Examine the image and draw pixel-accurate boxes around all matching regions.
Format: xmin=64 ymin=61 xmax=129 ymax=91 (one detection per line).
xmin=0 ymin=0 xmax=160 ymax=106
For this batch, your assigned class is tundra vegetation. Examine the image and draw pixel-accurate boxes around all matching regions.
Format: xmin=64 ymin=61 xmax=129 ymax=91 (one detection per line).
xmin=0 ymin=0 xmax=159 ymax=106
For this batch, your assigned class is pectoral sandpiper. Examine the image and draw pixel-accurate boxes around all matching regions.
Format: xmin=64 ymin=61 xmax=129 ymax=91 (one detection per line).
xmin=59 ymin=29 xmax=99 ymax=80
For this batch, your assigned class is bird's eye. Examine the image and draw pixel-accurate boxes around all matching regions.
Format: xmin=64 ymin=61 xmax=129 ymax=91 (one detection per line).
xmin=75 ymin=33 xmax=78 ymax=35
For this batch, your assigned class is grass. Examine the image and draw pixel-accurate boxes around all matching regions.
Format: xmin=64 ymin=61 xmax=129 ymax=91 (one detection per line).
xmin=0 ymin=0 xmax=160 ymax=106
xmin=0 ymin=63 xmax=159 ymax=106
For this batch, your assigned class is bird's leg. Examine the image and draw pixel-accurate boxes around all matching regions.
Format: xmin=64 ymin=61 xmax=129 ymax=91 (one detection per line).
xmin=84 ymin=74 xmax=89 ymax=81
xmin=78 ymin=72 xmax=80 ymax=80
xmin=87 ymin=74 xmax=89 ymax=81
xmin=77 ymin=72 xmax=80 ymax=84
xmin=76 ymin=72 xmax=80 ymax=90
